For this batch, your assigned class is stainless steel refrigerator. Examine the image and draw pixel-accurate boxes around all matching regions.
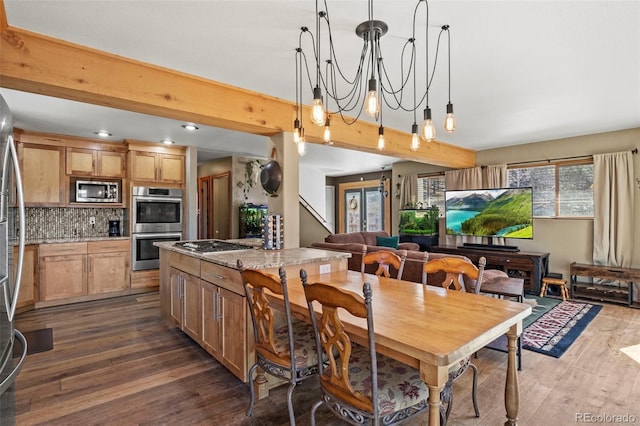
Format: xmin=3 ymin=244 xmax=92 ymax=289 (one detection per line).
xmin=0 ymin=94 xmax=27 ymax=424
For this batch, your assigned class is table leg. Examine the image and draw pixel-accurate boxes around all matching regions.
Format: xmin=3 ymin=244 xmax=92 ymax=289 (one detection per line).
xmin=421 ymin=363 xmax=448 ymax=426
xmin=504 ymin=324 xmax=521 ymax=426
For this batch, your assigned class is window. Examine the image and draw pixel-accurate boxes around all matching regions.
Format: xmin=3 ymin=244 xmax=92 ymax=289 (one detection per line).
xmin=507 ymin=161 xmax=593 ymax=218
xmin=416 ymin=175 xmax=445 ymax=214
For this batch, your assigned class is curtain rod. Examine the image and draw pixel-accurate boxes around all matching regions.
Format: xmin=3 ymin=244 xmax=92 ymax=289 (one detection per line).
xmin=507 ymin=148 xmax=637 ymax=166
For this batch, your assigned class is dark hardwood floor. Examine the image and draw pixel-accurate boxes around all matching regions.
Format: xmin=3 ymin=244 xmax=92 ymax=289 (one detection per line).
xmin=12 ymin=292 xmax=640 ymax=425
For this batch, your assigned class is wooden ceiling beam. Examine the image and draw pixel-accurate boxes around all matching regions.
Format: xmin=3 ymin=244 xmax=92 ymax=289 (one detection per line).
xmin=0 ymin=6 xmax=475 ymax=168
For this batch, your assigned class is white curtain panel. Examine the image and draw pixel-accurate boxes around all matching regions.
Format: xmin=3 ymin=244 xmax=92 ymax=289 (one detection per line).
xmin=399 ymin=174 xmax=418 ymax=208
xmin=593 ymin=151 xmax=635 ymax=267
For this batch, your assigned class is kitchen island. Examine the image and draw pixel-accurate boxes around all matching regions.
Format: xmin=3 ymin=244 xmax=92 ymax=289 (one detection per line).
xmin=155 ymin=240 xmax=350 ymax=391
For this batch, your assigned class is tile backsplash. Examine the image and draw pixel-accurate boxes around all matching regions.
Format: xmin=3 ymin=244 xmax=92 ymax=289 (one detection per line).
xmin=18 ymin=208 xmax=126 ymax=241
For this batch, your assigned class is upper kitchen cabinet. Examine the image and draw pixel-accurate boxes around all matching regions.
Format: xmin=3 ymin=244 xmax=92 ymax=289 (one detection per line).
xmin=66 ymin=148 xmax=126 ymax=178
xmin=17 ymin=141 xmax=65 ymax=206
xmin=16 ymin=130 xmax=128 ymax=206
xmin=126 ymin=140 xmax=186 ymax=185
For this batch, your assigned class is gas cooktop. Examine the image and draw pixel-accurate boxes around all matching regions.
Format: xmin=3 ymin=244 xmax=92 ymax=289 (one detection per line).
xmin=174 ymin=240 xmax=252 ymax=253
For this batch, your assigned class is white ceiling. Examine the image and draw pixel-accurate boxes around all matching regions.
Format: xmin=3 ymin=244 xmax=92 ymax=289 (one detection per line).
xmin=1 ymin=1 xmax=639 ymax=175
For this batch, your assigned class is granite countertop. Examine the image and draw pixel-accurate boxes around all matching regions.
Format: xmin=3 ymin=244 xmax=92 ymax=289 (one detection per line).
xmin=16 ymin=236 xmax=131 ymax=245
xmin=155 ymin=240 xmax=350 ymax=270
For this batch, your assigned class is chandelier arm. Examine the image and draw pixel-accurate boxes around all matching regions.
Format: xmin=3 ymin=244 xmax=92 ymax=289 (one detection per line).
xmin=378 ymin=40 xmax=419 ymax=112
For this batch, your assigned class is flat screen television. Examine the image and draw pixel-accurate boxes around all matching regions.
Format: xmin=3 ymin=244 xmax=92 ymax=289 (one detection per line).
xmin=445 ymin=187 xmax=533 ymax=243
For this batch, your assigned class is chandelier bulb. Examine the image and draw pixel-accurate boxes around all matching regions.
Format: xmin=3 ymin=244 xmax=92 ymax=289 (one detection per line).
xmin=310 ymin=86 xmax=326 ymax=126
xmin=444 ymin=102 xmax=456 ymax=133
xmin=420 ymin=107 xmax=436 ymax=142
xmin=364 ymin=78 xmax=380 ymax=118
xmin=293 ymin=119 xmax=301 ymax=144
xmin=297 ymin=140 xmax=306 ymax=156
xmin=377 ymin=126 xmax=385 ymax=150
xmin=410 ymin=123 xmax=420 ymax=151
xmin=323 ymin=117 xmax=332 ymax=144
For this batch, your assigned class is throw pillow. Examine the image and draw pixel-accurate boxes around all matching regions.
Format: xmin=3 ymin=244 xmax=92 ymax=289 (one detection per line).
xmin=376 ymin=235 xmax=399 ymax=249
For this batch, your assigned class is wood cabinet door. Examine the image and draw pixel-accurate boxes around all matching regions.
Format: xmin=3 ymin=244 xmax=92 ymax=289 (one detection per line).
xmin=219 ymin=287 xmax=247 ymax=381
xmin=131 ymin=151 xmax=158 ymax=182
xmin=21 ymin=144 xmax=65 ymax=206
xmin=87 ymin=251 xmax=130 ymax=294
xmin=200 ymin=281 xmax=220 ymax=358
xmin=169 ymin=267 xmax=183 ymax=326
xmin=15 ymin=245 xmax=38 ymax=308
xmin=40 ymin=254 xmax=86 ymax=301
xmin=66 ymin=147 xmax=96 ymax=176
xmin=158 ymin=154 xmax=184 ymax=184
xmin=98 ymin=151 xmax=126 ymax=178
xmin=182 ymin=272 xmax=201 ymax=341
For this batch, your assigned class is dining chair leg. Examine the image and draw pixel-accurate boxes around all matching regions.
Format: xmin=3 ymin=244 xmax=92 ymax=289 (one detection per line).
xmin=246 ymin=363 xmax=258 ymax=416
xmin=310 ymin=400 xmax=323 ymax=426
xmin=287 ymin=382 xmax=297 ymax=426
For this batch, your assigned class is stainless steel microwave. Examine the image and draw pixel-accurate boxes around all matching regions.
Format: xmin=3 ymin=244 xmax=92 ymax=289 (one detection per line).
xmin=75 ymin=180 xmax=119 ymax=203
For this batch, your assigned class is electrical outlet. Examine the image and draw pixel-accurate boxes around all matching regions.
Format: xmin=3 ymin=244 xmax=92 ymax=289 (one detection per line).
xmin=319 ymin=264 xmax=331 ymax=274
xmin=89 ymin=216 xmax=96 ymax=225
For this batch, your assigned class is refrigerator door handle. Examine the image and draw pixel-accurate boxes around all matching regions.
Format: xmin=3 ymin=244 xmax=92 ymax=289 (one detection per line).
xmin=0 ymin=330 xmax=27 ymax=395
xmin=6 ymin=135 xmax=25 ymax=322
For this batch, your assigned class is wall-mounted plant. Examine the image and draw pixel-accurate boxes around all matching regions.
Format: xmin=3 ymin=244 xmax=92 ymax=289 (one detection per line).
xmin=240 ymin=159 xmax=262 ymax=202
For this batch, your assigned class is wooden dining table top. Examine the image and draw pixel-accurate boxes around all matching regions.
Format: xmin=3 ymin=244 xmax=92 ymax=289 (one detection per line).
xmin=284 ymin=269 xmax=532 ymax=369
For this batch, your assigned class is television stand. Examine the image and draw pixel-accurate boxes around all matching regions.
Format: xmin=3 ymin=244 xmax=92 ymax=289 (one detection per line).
xmin=460 ymin=243 xmax=520 ymax=252
xmin=430 ymin=246 xmax=550 ymax=294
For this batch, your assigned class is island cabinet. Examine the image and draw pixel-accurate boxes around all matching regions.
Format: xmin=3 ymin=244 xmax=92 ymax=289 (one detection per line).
xmin=200 ymin=261 xmax=247 ymax=380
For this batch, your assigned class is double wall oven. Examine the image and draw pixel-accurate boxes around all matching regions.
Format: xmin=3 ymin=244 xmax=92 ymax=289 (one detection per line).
xmin=131 ymin=186 xmax=183 ymax=271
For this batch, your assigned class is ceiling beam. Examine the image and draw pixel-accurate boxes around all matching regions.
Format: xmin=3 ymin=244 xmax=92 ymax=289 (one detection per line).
xmin=0 ymin=7 xmax=475 ymax=168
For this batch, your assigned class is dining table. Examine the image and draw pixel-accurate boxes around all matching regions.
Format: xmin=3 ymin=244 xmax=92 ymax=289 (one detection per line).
xmin=281 ymin=268 xmax=532 ymax=426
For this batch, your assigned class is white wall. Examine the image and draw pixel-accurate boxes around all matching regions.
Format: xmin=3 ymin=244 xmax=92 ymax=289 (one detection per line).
xmin=299 ymin=164 xmax=327 ymax=218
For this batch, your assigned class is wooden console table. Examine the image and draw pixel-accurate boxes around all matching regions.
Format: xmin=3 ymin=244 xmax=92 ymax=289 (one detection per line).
xmin=430 ymin=246 xmax=550 ymax=294
xmin=570 ymin=262 xmax=640 ymax=309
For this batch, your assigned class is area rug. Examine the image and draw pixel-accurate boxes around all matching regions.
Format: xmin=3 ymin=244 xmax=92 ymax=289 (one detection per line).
xmin=522 ymin=300 xmax=602 ymax=358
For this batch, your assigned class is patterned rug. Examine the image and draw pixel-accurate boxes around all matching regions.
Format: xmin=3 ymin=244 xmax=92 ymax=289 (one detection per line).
xmin=522 ymin=299 xmax=602 ymax=358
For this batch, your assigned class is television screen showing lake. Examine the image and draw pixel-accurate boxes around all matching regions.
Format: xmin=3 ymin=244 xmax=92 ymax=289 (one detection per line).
xmin=444 ymin=187 xmax=534 ymax=239
xmin=446 ymin=210 xmax=480 ymax=233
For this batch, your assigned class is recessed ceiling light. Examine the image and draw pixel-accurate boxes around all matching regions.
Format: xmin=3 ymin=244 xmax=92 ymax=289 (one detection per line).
xmin=94 ymin=130 xmax=112 ymax=137
xmin=182 ymin=124 xmax=199 ymax=131
xmin=161 ymin=139 xmax=175 ymax=145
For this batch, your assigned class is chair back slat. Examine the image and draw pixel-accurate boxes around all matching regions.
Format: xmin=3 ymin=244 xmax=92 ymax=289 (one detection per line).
xmin=242 ymin=268 xmax=294 ymax=367
xmin=422 ymin=256 xmax=486 ymax=292
xmin=361 ymin=249 xmax=407 ymax=280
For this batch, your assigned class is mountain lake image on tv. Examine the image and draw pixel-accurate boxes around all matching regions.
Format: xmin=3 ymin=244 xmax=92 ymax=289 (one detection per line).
xmin=445 ymin=187 xmax=533 ymax=239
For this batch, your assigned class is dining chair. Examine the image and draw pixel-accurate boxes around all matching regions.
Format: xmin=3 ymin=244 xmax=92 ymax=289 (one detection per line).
xmin=422 ymin=255 xmax=486 ymax=293
xmin=241 ymin=267 xmax=321 ymax=426
xmin=361 ymin=249 xmax=407 ymax=280
xmin=421 ymin=255 xmax=484 ymax=420
xmin=300 ymin=271 xmax=432 ymax=426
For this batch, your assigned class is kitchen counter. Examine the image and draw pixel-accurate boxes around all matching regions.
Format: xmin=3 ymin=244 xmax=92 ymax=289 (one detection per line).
xmin=155 ymin=240 xmax=350 ymax=269
xmin=17 ymin=236 xmax=130 ymax=245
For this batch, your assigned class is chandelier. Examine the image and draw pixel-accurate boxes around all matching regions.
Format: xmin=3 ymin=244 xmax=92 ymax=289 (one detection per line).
xmin=293 ymin=0 xmax=455 ymax=156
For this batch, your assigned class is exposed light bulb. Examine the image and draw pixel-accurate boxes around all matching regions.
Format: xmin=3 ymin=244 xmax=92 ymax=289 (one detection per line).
xmin=377 ymin=126 xmax=385 ymax=150
xmin=323 ymin=117 xmax=332 ymax=144
xmin=364 ymin=78 xmax=380 ymax=118
xmin=310 ymin=86 xmax=326 ymax=126
xmin=293 ymin=119 xmax=301 ymax=144
xmin=410 ymin=123 xmax=420 ymax=151
xmin=420 ymin=107 xmax=436 ymax=142
xmin=297 ymin=140 xmax=306 ymax=156
xmin=444 ymin=102 xmax=456 ymax=133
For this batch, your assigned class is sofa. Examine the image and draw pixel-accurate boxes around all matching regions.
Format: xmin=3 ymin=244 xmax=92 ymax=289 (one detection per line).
xmin=310 ymin=231 xmax=508 ymax=289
